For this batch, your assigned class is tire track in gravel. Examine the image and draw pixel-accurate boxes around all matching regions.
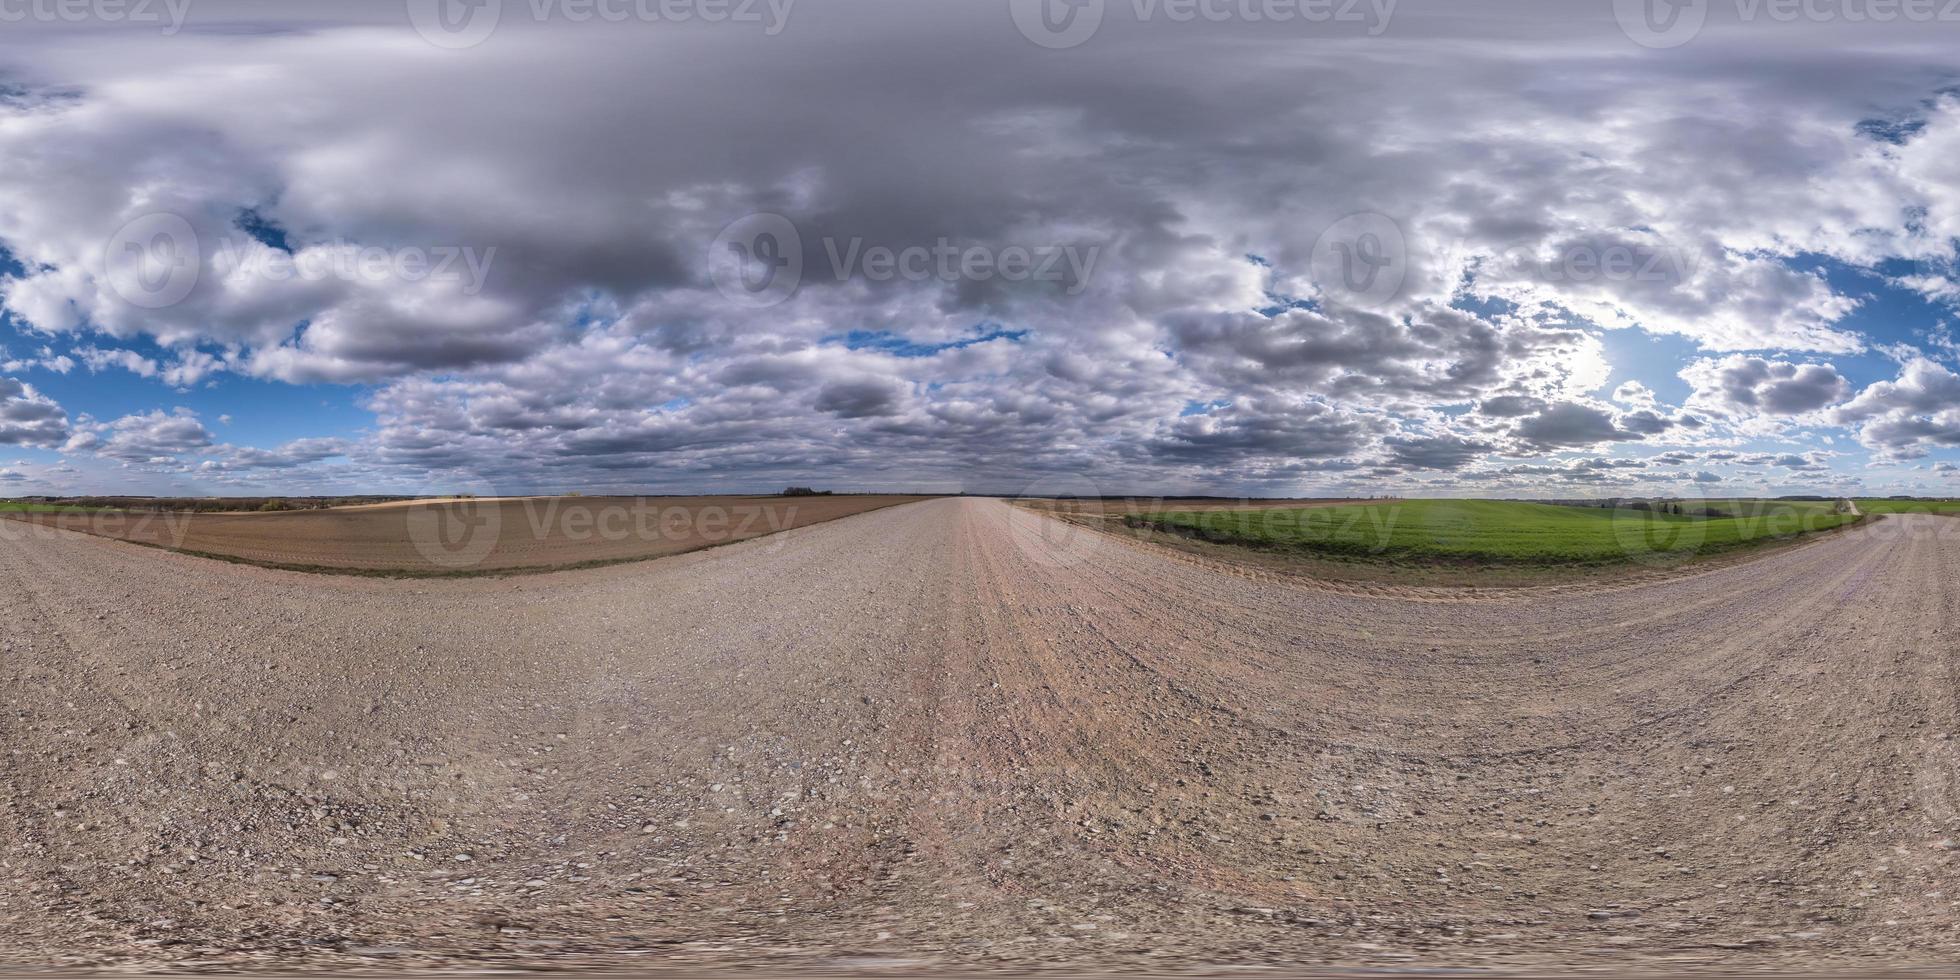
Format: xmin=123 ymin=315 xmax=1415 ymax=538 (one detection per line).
xmin=1 ymin=499 xmax=1958 ymax=974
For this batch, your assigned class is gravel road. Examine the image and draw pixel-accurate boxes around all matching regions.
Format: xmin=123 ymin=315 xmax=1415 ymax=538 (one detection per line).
xmin=3 ymin=498 xmax=1958 ymax=974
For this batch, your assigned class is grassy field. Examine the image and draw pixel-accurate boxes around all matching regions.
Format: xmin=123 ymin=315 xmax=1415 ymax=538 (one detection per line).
xmin=0 ymin=502 xmax=107 ymax=514
xmin=1855 ymin=499 xmax=1960 ymax=515
xmin=0 ymin=496 xmax=424 ymax=514
xmin=1127 ymin=499 xmax=1859 ymax=567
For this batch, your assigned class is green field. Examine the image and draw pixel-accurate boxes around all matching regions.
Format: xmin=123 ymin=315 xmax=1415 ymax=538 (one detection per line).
xmin=0 ymin=502 xmax=108 ymax=514
xmin=1128 ymin=499 xmax=1859 ymax=567
xmin=1854 ymin=499 xmax=1960 ymax=515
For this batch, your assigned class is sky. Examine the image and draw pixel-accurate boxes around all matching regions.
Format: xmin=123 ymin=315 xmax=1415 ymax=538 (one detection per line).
xmin=0 ymin=0 xmax=1958 ymax=499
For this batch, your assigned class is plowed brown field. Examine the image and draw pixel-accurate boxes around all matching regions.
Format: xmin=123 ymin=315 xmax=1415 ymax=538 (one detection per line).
xmin=2 ymin=499 xmax=1959 ymax=976
xmin=0 ymin=495 xmax=928 ymax=574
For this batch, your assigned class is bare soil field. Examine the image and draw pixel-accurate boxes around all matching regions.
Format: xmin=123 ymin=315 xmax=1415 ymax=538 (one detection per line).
xmin=3 ymin=500 xmax=1960 ymax=976
xmin=0 ymin=495 xmax=928 ymax=575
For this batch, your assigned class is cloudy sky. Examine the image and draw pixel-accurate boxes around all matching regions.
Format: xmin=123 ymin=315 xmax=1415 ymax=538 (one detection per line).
xmin=0 ymin=0 xmax=1958 ymax=498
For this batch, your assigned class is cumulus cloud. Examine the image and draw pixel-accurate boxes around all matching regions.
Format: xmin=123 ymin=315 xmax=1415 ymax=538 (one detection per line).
xmin=66 ymin=408 xmax=213 ymax=463
xmin=1833 ymin=358 xmax=1960 ymax=457
xmin=74 ymin=345 xmax=159 ymax=378
xmin=1384 ymin=434 xmax=1495 ymax=471
xmin=200 ymin=437 xmax=351 ymax=472
xmin=1478 ymin=395 xmax=1546 ymax=419
xmin=1513 ymin=402 xmax=1642 ymax=451
xmin=1145 ymin=398 xmax=1385 ymax=467
xmin=0 ymin=376 xmax=68 ymax=447
xmin=1612 ymin=381 xmax=1661 ymax=412
xmin=1 ymin=346 xmax=75 ymax=375
xmin=1683 ymin=355 xmax=1852 ymax=418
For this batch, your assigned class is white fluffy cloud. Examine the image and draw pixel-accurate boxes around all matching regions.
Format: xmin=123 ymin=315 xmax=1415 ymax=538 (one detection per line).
xmin=1683 ymin=355 xmax=1852 ymax=419
xmin=64 ymin=408 xmax=212 ymax=463
xmin=1834 ymin=358 xmax=1960 ymax=458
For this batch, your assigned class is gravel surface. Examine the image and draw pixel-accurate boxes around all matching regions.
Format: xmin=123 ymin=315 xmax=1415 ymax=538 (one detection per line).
xmin=2 ymin=498 xmax=1958 ymax=975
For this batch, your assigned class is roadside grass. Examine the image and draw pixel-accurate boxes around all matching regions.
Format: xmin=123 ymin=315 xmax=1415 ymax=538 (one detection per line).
xmin=1125 ymin=498 xmax=1860 ymax=567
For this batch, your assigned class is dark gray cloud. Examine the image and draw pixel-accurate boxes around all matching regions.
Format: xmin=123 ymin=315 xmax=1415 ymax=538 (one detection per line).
xmin=1144 ymin=399 xmax=1386 ymax=465
xmin=1385 ymin=434 xmax=1494 ymax=471
xmin=1514 ymin=402 xmax=1641 ymax=450
xmin=1618 ymin=411 xmax=1676 ymax=436
xmin=814 ymin=379 xmax=905 ymax=419
xmin=1479 ymin=395 xmax=1547 ymax=419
